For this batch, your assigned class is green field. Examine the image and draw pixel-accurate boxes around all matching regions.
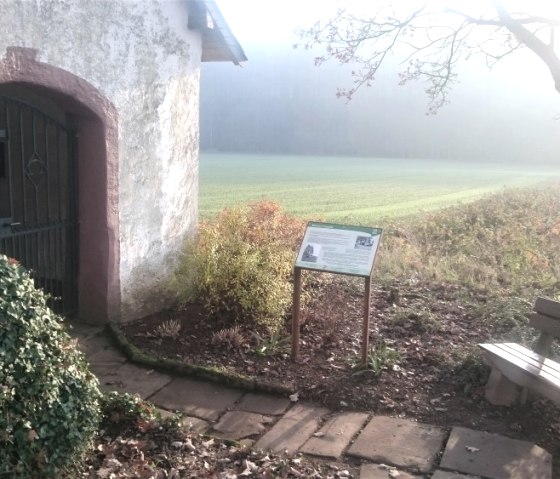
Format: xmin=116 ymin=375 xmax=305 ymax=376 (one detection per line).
xmin=199 ymin=153 xmax=560 ymax=222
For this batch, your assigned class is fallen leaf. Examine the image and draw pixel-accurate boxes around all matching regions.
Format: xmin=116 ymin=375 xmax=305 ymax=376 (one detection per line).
xmin=96 ymin=467 xmax=113 ymax=478
xmin=289 ymin=466 xmax=303 ymax=477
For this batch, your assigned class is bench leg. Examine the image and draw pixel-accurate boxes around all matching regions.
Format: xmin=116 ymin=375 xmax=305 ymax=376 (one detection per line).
xmin=485 ymin=368 xmax=520 ymax=406
xmin=519 ymin=387 xmax=529 ymax=405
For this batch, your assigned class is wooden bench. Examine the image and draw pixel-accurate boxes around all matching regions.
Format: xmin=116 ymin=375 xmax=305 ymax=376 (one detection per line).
xmin=479 ymin=297 xmax=560 ymax=406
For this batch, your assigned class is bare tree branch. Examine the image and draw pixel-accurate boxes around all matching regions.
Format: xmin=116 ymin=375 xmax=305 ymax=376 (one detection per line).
xmin=491 ymin=1 xmax=560 ymax=94
xmin=296 ymin=1 xmax=560 ymax=111
xmin=446 ymin=8 xmax=560 ymax=28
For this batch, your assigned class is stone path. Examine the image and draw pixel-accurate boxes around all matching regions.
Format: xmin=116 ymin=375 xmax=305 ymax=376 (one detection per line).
xmin=72 ymin=324 xmax=553 ymax=479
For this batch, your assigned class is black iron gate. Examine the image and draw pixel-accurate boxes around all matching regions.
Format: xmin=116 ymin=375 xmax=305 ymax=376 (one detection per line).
xmin=0 ymin=94 xmax=78 ymax=315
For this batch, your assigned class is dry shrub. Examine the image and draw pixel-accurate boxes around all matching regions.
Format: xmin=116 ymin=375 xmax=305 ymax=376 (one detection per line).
xmin=377 ymin=183 xmax=560 ymax=296
xmin=211 ymin=326 xmax=245 ymax=349
xmin=172 ymin=201 xmax=306 ymax=333
xmin=154 ymin=319 xmax=181 ymax=340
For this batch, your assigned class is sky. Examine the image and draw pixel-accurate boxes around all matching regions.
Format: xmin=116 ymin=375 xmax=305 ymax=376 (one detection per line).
xmin=216 ymin=0 xmax=559 ymax=89
xmin=217 ymin=0 xmax=560 ymax=45
xmin=216 ymin=0 xmax=339 ymax=44
xmin=209 ymin=1 xmax=560 ymax=163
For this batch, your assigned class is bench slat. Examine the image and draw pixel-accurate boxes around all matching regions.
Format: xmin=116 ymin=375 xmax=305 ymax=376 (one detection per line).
xmin=535 ymin=297 xmax=560 ymax=319
xmin=480 ymin=343 xmax=560 ymax=383
xmin=479 ymin=343 xmax=560 ymax=405
xmin=528 ymin=312 xmax=560 ymax=339
xmin=479 ymin=297 xmax=560 ymax=406
xmin=480 ymin=354 xmax=560 ymax=405
xmin=503 ymin=343 xmax=560 ymax=375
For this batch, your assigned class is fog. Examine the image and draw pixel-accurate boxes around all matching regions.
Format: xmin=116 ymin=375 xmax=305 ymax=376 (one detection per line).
xmin=201 ymin=3 xmax=560 ymax=165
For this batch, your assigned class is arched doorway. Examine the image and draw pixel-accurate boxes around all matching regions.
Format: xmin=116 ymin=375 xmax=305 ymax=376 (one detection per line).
xmin=0 ymin=92 xmax=78 ymax=314
xmin=0 ymin=48 xmax=120 ymax=324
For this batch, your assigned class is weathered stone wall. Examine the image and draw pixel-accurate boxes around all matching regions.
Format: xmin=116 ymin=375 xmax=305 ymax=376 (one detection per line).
xmin=0 ymin=0 xmax=202 ymax=321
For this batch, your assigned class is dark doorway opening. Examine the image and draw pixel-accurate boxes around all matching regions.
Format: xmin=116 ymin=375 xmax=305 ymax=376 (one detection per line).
xmin=0 ymin=94 xmax=79 ymax=315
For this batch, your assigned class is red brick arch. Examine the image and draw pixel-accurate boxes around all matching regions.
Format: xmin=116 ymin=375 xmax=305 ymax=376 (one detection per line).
xmin=0 ymin=47 xmax=120 ymax=324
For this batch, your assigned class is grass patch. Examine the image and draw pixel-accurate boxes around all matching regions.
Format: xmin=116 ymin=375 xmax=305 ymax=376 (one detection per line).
xmin=199 ymin=153 xmax=560 ymax=221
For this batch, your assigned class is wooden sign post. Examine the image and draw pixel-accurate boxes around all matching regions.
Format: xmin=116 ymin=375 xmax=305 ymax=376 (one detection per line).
xmin=291 ymin=267 xmax=303 ymax=360
xmin=291 ymin=222 xmax=382 ymax=364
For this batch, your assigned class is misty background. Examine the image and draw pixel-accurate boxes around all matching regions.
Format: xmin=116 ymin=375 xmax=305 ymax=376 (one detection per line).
xmin=201 ymin=2 xmax=560 ymax=165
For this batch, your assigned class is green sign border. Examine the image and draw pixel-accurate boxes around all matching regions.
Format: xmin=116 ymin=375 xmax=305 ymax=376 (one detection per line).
xmin=295 ymin=221 xmax=382 ymax=277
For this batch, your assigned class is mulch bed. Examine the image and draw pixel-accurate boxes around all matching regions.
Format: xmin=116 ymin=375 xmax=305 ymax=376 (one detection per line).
xmin=121 ymin=279 xmax=560 ymax=474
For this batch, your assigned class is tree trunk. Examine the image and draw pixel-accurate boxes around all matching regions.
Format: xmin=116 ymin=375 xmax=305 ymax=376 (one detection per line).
xmin=493 ymin=1 xmax=560 ymax=94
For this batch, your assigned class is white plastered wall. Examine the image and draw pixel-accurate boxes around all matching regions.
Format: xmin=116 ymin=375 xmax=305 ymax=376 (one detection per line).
xmin=0 ymin=0 xmax=202 ymax=321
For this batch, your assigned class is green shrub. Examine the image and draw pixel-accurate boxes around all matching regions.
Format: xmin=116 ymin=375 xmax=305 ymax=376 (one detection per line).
xmin=99 ymin=391 xmax=160 ymax=435
xmin=0 ymin=255 xmax=101 ymax=478
xmin=471 ymin=295 xmax=534 ymax=343
xmin=172 ymin=201 xmax=305 ymax=333
xmin=389 ymin=305 xmax=442 ymax=333
xmin=439 ymin=347 xmax=490 ymax=395
xmin=100 ymin=391 xmax=156 ymax=424
xmin=349 ymin=338 xmax=401 ymax=377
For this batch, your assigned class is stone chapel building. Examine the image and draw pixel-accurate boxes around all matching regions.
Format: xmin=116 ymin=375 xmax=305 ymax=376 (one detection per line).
xmin=0 ymin=0 xmax=246 ymax=324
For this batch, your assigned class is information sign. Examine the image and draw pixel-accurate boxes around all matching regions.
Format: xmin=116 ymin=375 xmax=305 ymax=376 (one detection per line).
xmin=295 ymin=222 xmax=382 ymax=277
xmin=292 ymin=222 xmax=383 ymax=363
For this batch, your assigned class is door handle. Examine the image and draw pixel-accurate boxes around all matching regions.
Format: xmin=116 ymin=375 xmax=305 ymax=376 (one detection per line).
xmin=2 ymin=222 xmax=21 ymax=228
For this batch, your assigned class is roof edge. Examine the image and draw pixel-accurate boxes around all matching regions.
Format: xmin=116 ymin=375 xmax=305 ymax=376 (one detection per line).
xmin=188 ymin=0 xmax=247 ymax=65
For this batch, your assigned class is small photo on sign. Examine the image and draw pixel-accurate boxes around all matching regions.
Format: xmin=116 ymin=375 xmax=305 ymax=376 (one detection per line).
xmin=301 ymin=243 xmax=320 ymax=263
xmin=355 ymin=235 xmax=374 ymax=249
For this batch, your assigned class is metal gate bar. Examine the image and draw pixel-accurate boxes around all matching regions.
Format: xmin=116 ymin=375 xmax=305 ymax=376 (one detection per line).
xmin=0 ymin=95 xmax=78 ymax=315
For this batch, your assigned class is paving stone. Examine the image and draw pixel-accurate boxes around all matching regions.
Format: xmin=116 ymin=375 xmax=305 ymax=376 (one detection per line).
xmin=66 ymin=322 xmax=103 ymax=341
xmin=431 ymin=471 xmax=478 ymax=479
xmin=237 ymin=393 xmax=291 ymax=415
xmin=97 ymin=362 xmax=172 ymax=399
xmin=239 ymin=439 xmax=256 ymax=449
xmin=149 ymin=377 xmax=243 ymax=421
xmin=347 ymin=416 xmax=446 ymax=473
xmin=89 ymin=361 xmax=128 ymax=380
xmin=213 ymin=411 xmax=274 ymax=440
xmin=77 ymin=332 xmax=114 ymax=354
xmin=359 ymin=463 xmax=421 ymax=479
xmin=91 ymin=362 xmax=125 ymax=386
xmin=157 ymin=409 xmax=210 ymax=433
xmin=440 ymin=427 xmax=552 ymax=479
xmin=182 ymin=416 xmax=211 ymax=433
xmin=79 ymin=333 xmax=127 ymax=363
xmin=301 ymin=412 xmax=369 ymax=459
xmin=88 ymin=347 xmax=128 ymax=364
xmin=254 ymin=403 xmax=328 ymax=454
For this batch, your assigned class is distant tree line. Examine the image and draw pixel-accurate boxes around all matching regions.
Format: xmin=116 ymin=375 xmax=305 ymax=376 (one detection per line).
xmin=200 ymin=45 xmax=560 ymax=163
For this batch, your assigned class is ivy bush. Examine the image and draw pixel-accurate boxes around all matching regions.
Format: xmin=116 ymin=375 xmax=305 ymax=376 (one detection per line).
xmin=0 ymin=255 xmax=101 ymax=478
xmin=172 ymin=201 xmax=305 ymax=333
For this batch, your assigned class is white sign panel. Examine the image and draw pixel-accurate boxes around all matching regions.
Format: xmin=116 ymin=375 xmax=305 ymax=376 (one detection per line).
xmin=295 ymin=222 xmax=382 ymax=277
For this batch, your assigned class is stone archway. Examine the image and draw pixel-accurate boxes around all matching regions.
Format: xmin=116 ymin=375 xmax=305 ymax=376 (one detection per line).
xmin=0 ymin=47 xmax=120 ymax=324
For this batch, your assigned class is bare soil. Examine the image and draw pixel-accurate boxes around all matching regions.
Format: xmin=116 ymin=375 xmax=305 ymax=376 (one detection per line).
xmin=121 ymin=278 xmax=560 ymax=475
